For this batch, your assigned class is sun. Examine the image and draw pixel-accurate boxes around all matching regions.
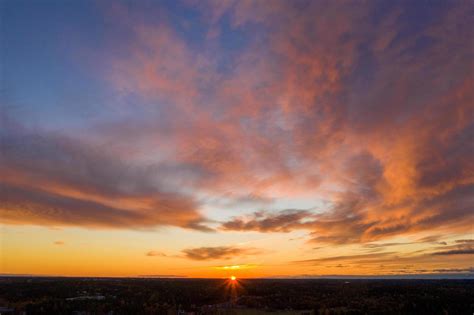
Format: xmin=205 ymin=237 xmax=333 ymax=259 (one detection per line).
xmin=230 ymin=275 xmax=236 ymax=281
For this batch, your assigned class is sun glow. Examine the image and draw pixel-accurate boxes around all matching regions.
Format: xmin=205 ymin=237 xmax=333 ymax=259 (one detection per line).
xmin=230 ymin=275 xmax=236 ymax=281
xmin=214 ymin=264 xmax=257 ymax=271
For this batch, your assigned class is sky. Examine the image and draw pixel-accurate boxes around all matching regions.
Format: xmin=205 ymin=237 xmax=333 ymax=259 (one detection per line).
xmin=0 ymin=0 xmax=473 ymax=278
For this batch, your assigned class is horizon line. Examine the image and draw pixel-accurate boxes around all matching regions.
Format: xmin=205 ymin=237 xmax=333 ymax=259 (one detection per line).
xmin=1 ymin=273 xmax=473 ymax=280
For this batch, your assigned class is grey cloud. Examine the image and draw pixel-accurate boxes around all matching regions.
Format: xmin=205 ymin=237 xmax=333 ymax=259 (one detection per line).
xmin=0 ymin=128 xmax=211 ymax=231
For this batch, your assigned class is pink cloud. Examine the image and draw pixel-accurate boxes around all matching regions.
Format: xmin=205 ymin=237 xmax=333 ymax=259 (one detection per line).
xmin=3 ymin=1 xmax=472 ymax=247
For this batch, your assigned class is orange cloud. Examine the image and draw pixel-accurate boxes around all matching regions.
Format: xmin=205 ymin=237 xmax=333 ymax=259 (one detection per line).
xmin=182 ymin=246 xmax=263 ymax=261
xmin=103 ymin=1 xmax=473 ymax=245
xmin=146 ymin=251 xmax=167 ymax=257
xmin=0 ymin=129 xmax=211 ymax=231
xmin=2 ymin=1 xmax=472 ymax=252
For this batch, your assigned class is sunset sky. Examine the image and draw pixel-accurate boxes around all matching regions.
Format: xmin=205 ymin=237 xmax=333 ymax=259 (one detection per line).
xmin=1 ymin=0 xmax=473 ymax=278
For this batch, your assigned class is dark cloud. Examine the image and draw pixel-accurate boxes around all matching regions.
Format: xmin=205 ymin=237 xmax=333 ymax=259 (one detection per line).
xmin=362 ymin=242 xmax=412 ymax=249
xmin=0 ymin=128 xmax=211 ymax=231
xmin=221 ymin=209 xmax=312 ymax=233
xmin=294 ymin=252 xmax=396 ymax=265
xmin=181 ymin=246 xmax=262 ymax=261
xmin=432 ymin=249 xmax=474 ymax=256
xmin=431 ymin=242 xmax=474 ymax=256
xmin=219 ymin=180 xmax=473 ymax=245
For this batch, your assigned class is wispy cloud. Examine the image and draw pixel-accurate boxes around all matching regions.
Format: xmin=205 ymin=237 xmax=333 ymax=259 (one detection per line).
xmin=182 ymin=246 xmax=263 ymax=261
xmin=294 ymin=252 xmax=397 ymax=265
xmin=431 ymin=246 xmax=474 ymax=256
xmin=0 ymin=128 xmax=212 ymax=231
xmin=426 ymin=241 xmax=474 ymax=256
xmin=146 ymin=251 xmax=167 ymax=257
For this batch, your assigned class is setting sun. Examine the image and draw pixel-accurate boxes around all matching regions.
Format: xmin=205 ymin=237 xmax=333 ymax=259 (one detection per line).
xmin=230 ymin=276 xmax=237 ymax=281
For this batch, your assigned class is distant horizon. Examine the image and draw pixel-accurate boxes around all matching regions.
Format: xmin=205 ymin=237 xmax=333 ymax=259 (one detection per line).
xmin=2 ymin=273 xmax=473 ymax=280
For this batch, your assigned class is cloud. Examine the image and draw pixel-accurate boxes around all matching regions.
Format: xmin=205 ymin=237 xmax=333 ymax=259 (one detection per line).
xmin=221 ymin=209 xmax=313 ymax=233
xmin=53 ymin=241 xmax=65 ymax=246
xmin=212 ymin=1 xmax=473 ymax=244
xmin=416 ymin=235 xmax=444 ymax=243
xmin=362 ymin=242 xmax=413 ymax=249
xmin=431 ymin=267 xmax=473 ymax=273
xmin=293 ymin=243 xmax=473 ymax=270
xmin=455 ymin=239 xmax=474 ymax=244
xmin=146 ymin=251 xmax=167 ymax=257
xmin=432 ymin=246 xmax=474 ymax=256
xmin=294 ymin=252 xmax=397 ymax=265
xmin=361 ymin=237 xmax=453 ymax=250
xmin=0 ymin=127 xmax=211 ymax=231
xmin=181 ymin=246 xmax=262 ymax=261
xmin=3 ymin=0 xmax=473 ymax=253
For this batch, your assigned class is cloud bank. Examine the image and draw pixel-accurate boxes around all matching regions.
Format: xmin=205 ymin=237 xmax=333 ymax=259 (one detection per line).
xmin=2 ymin=0 xmax=472 ymax=249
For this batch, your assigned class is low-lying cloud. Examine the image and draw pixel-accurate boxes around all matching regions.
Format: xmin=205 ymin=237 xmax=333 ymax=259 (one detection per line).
xmin=146 ymin=251 xmax=167 ymax=257
xmin=431 ymin=243 xmax=474 ymax=256
xmin=0 ymin=128 xmax=211 ymax=231
xmin=182 ymin=246 xmax=263 ymax=261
